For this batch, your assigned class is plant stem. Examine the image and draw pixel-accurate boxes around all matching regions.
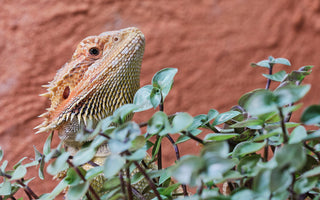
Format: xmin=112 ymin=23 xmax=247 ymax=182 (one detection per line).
xmin=67 ymin=159 xmax=100 ymax=200
xmin=181 ymin=131 xmax=205 ymax=145
xmin=157 ymin=97 xmax=164 ymax=171
xmin=165 ymin=135 xmax=188 ymax=196
xmin=304 ymin=143 xmax=320 ymax=161
xmin=126 ymin=163 xmax=133 ymax=200
xmin=1 ymin=172 xmax=39 ymax=199
xmin=266 ymin=64 xmax=273 ymax=90
xmin=264 ymin=140 xmax=269 ymax=162
xmin=278 ymin=107 xmax=288 ymax=144
xmin=119 ymin=169 xmax=127 ymax=199
xmin=133 ymin=161 xmax=162 ymax=200
xmin=157 ymin=136 xmax=162 ymax=170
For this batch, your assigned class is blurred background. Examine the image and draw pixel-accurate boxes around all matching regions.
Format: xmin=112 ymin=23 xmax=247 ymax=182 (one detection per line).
xmin=1 ymin=0 xmax=320 ymax=195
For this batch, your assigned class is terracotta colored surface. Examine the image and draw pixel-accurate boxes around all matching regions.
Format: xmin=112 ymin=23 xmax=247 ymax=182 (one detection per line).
xmin=1 ymin=0 xmax=320 ymax=196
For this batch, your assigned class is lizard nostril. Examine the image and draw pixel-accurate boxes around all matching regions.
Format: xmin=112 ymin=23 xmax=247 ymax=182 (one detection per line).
xmin=63 ymin=86 xmax=70 ymax=99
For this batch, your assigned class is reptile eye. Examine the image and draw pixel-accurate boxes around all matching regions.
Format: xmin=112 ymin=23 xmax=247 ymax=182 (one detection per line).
xmin=63 ymin=86 xmax=70 ymax=99
xmin=89 ymin=47 xmax=100 ymax=56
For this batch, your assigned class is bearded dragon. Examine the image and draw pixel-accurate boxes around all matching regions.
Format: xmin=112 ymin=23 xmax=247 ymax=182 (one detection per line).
xmin=36 ymin=27 xmax=151 ymax=198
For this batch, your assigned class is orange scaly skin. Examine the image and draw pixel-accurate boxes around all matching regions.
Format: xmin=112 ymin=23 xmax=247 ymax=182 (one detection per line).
xmin=36 ymin=27 xmax=145 ymax=152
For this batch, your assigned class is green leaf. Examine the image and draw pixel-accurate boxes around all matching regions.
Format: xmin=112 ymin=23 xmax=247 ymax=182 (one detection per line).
xmin=0 ymin=148 xmax=3 ymax=162
xmin=262 ymin=70 xmax=286 ymax=82
xmin=301 ymin=166 xmax=320 ymax=178
xmin=270 ymin=167 xmax=292 ymax=193
xmin=245 ymin=90 xmax=278 ymax=116
xmin=206 ymin=109 xmax=219 ymax=123
xmin=103 ymin=154 xmax=125 ymax=178
xmin=13 ymin=157 xmax=27 ymax=169
xmin=133 ymin=85 xmax=153 ymax=112
xmin=201 ymin=141 xmax=230 ymax=158
xmin=10 ymin=165 xmax=27 ymax=180
xmin=152 ymin=68 xmax=178 ymax=99
xmin=38 ymin=154 xmax=45 ymax=180
xmin=103 ymin=177 xmax=121 ymax=191
xmin=113 ymin=104 xmax=138 ymax=123
xmin=204 ymin=133 xmax=238 ymax=141
xmin=66 ymin=182 xmax=90 ymax=200
xmin=47 ymin=151 xmax=70 ymax=176
xmin=255 ymin=60 xmax=270 ymax=68
xmin=40 ymin=179 xmax=68 ymax=200
xmin=232 ymin=141 xmax=266 ymax=158
xmin=0 ymin=181 xmax=11 ymax=195
xmin=274 ymin=84 xmax=310 ymax=107
xmin=231 ymin=189 xmax=255 ymax=200
xmin=238 ymin=89 xmax=265 ymax=108
xmin=171 ymin=112 xmax=194 ymax=133
xmin=109 ymin=122 xmax=141 ymax=153
xmin=274 ymin=58 xmax=291 ymax=66
xmin=230 ymin=119 xmax=264 ymax=128
xmin=294 ymin=177 xmax=317 ymax=194
xmin=289 ymin=125 xmax=307 ymax=144
xmin=150 ymin=87 xmax=162 ymax=108
xmin=301 ymin=105 xmax=320 ymax=125
xmin=129 ymin=135 xmax=146 ymax=151
xmin=147 ymin=111 xmax=171 ymax=136
xmin=304 ymin=130 xmax=320 ymax=141
xmin=126 ymin=148 xmax=146 ymax=161
xmin=158 ymin=183 xmax=180 ymax=196
xmin=85 ymin=166 xmax=103 ymax=181
xmin=72 ymin=147 xmax=96 ymax=166
xmin=212 ymin=111 xmax=240 ymax=126
xmin=170 ymin=155 xmax=205 ymax=187
xmin=253 ymin=169 xmax=271 ymax=197
xmin=43 ymin=132 xmax=53 ymax=155
xmin=188 ymin=114 xmax=207 ymax=130
xmin=275 ymin=143 xmax=306 ymax=172
xmin=253 ymin=128 xmax=280 ymax=142
xmin=64 ymin=168 xmax=82 ymax=186
xmin=237 ymin=154 xmax=261 ymax=176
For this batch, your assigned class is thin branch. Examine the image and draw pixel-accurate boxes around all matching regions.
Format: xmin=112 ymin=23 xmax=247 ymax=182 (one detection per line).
xmin=165 ymin=135 xmax=188 ymax=196
xmin=157 ymin=136 xmax=162 ymax=170
xmin=265 ymin=64 xmax=273 ymax=90
xmin=131 ymin=186 xmax=147 ymax=200
xmin=119 ymin=170 xmax=127 ymax=199
xmin=133 ymin=161 xmax=162 ymax=200
xmin=197 ymin=180 xmax=204 ymax=196
xmin=165 ymin=135 xmax=180 ymax=160
xmin=181 ymin=131 xmax=205 ymax=145
xmin=304 ymin=143 xmax=320 ymax=161
xmin=1 ymin=172 xmax=39 ymax=199
xmin=125 ymin=163 xmax=133 ymax=200
xmin=278 ymin=107 xmax=289 ymax=144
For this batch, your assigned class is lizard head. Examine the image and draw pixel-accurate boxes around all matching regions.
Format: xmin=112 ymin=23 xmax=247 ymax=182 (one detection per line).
xmin=35 ymin=27 xmax=145 ymax=135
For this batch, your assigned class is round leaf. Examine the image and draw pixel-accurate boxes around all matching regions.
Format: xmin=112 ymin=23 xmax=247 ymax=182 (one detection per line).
xmin=152 ymin=68 xmax=178 ymax=99
xmin=171 ymin=112 xmax=194 ymax=133
xmin=232 ymin=141 xmax=266 ymax=158
xmin=11 ymin=165 xmax=27 ymax=180
xmin=103 ymin=154 xmax=125 ymax=178
xmin=72 ymin=147 xmax=96 ymax=166
xmin=301 ymin=105 xmax=320 ymax=125
xmin=133 ymin=85 xmax=153 ymax=112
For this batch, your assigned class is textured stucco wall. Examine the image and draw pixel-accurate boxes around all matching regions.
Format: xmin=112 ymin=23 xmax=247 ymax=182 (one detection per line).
xmin=1 ymin=0 xmax=320 ymax=195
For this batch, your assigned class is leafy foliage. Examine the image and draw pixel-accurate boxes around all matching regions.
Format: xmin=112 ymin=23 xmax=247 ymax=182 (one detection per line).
xmin=1 ymin=57 xmax=320 ymax=200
